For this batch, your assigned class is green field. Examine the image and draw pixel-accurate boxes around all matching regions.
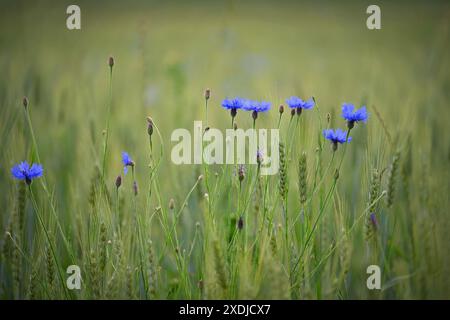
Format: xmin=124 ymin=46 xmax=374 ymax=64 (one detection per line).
xmin=1 ymin=0 xmax=449 ymax=299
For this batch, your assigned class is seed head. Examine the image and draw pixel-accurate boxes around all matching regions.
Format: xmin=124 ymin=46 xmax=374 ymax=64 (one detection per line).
xmin=386 ymin=150 xmax=400 ymax=208
xmin=298 ymin=152 xmax=307 ymax=205
xmin=278 ymin=142 xmax=288 ymax=200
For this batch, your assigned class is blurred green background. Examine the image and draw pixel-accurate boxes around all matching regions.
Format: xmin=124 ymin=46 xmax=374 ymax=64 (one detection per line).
xmin=1 ymin=0 xmax=448 ymax=194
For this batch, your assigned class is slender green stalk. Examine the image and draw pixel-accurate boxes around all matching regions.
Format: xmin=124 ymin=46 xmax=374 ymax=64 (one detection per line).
xmin=24 ymin=104 xmax=75 ymax=263
xmin=102 ymin=66 xmax=113 ymax=178
xmin=28 ymin=186 xmax=70 ymax=299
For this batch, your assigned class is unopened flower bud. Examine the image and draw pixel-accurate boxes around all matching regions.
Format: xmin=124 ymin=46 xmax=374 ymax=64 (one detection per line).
xmin=334 ymin=168 xmax=339 ymax=180
xmin=147 ymin=117 xmax=154 ymax=136
xmin=22 ymin=96 xmax=29 ymax=109
xmin=252 ymin=110 xmax=258 ymax=121
xmin=256 ymin=150 xmax=263 ymax=165
xmin=133 ymin=181 xmax=138 ymax=196
xmin=204 ymin=88 xmax=211 ymax=100
xmin=279 ymin=105 xmax=284 ymax=114
xmin=108 ymin=56 xmax=114 ymax=68
xmin=115 ymin=175 xmax=122 ymax=189
xmin=238 ymin=165 xmax=245 ymax=182
xmin=237 ymin=216 xmax=244 ymax=230
xmin=169 ymin=198 xmax=175 ymax=210
xmin=291 ymin=109 xmax=296 ymax=117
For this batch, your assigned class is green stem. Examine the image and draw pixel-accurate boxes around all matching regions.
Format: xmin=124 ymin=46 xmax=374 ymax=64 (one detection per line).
xmin=29 ymin=186 xmax=70 ymax=299
xmin=24 ymin=105 xmax=74 ymax=263
xmin=102 ymin=67 xmax=113 ymax=178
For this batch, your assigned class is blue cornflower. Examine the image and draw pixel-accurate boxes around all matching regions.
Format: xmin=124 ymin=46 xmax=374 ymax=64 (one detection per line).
xmin=11 ymin=161 xmax=43 ymax=185
xmin=222 ymin=97 xmax=244 ymax=125
xmin=341 ymin=103 xmax=368 ymax=129
xmin=286 ymin=96 xmax=303 ymax=109
xmin=241 ymin=99 xmax=255 ymax=111
xmin=302 ymin=98 xmax=315 ymax=110
xmin=122 ymin=151 xmax=134 ymax=175
xmin=285 ymin=96 xmax=314 ymax=116
xmin=243 ymin=100 xmax=271 ymax=125
xmin=242 ymin=99 xmax=271 ymax=112
xmin=221 ymin=97 xmax=244 ymax=110
xmin=254 ymin=101 xmax=271 ymax=113
xmin=323 ymin=128 xmax=352 ymax=151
